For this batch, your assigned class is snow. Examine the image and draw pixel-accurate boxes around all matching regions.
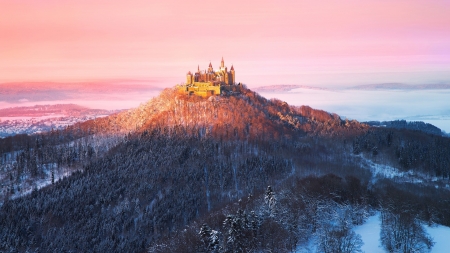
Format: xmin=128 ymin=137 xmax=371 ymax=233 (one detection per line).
xmin=9 ymin=165 xmax=80 ymax=201
xmin=0 ymin=114 xmax=112 ymax=137
xmin=293 ymin=212 xmax=450 ymax=252
xmin=0 ymin=115 xmax=65 ymax=121
xmin=425 ymin=224 xmax=450 ymax=253
xmin=358 ymin=156 xmax=446 ymax=186
xmin=362 ymin=158 xmax=405 ymax=179
xmin=353 ymin=213 xmax=384 ymax=253
xmin=352 ymin=212 xmax=450 ymax=253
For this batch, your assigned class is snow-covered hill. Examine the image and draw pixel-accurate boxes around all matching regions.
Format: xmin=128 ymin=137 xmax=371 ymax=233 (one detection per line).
xmin=0 ymin=104 xmax=121 ymax=137
xmin=1 ymin=86 xmax=450 ymax=252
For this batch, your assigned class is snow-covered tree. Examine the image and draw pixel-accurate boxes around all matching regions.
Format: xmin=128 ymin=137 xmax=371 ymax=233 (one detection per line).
xmin=380 ymin=210 xmax=434 ymax=253
xmin=264 ymin=186 xmax=276 ymax=217
xmin=317 ymin=223 xmax=363 ymax=253
xmin=199 ymin=223 xmax=221 ymax=253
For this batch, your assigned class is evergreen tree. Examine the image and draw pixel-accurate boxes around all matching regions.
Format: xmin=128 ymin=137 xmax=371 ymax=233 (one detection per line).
xmin=265 ymin=186 xmax=276 ymax=217
xmin=199 ymin=223 xmax=220 ymax=253
xmin=223 ymin=210 xmax=247 ymax=253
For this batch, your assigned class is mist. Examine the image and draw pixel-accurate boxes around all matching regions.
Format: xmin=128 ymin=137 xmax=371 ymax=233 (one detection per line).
xmin=258 ymin=88 xmax=450 ymax=133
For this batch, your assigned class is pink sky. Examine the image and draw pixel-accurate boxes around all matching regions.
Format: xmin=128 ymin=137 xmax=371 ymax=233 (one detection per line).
xmin=1 ymin=0 xmax=450 ymax=87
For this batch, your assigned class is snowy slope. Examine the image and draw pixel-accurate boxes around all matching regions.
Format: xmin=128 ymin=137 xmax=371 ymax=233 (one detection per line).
xmin=353 ymin=213 xmax=450 ymax=253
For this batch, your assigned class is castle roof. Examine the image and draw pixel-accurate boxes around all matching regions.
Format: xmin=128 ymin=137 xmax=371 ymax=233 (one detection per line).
xmin=230 ymin=65 xmax=234 ymax=70
xmin=209 ymin=62 xmax=213 ymax=67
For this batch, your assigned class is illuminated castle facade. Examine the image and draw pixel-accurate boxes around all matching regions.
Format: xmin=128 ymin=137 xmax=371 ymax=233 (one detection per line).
xmin=179 ymin=58 xmax=237 ymax=97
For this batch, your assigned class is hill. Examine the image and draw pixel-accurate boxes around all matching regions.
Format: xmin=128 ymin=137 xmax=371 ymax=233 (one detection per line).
xmin=0 ymin=86 xmax=449 ymax=252
xmin=74 ymin=86 xmax=366 ymax=138
xmin=0 ymin=104 xmax=119 ymax=137
xmin=364 ymin=119 xmax=444 ymax=136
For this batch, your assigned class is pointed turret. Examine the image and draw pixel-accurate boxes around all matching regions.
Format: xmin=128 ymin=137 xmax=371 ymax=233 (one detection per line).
xmin=208 ymin=62 xmax=213 ymax=73
xmin=230 ymin=64 xmax=235 ymax=84
xmin=221 ymin=57 xmax=225 ymax=68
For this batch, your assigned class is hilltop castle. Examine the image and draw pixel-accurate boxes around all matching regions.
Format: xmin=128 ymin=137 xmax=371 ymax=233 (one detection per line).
xmin=178 ymin=58 xmax=237 ymax=97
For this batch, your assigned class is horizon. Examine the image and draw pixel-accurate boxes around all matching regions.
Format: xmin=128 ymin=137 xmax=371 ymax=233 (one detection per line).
xmin=1 ymin=80 xmax=449 ymax=133
xmin=1 ymin=1 xmax=449 ymax=132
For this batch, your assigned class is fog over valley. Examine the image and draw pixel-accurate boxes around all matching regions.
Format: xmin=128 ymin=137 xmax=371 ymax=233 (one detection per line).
xmin=256 ymin=85 xmax=450 ymax=133
xmin=1 ymin=81 xmax=448 ymax=133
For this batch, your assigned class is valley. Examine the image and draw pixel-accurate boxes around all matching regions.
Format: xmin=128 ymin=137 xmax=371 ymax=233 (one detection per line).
xmin=0 ymin=104 xmax=121 ymax=137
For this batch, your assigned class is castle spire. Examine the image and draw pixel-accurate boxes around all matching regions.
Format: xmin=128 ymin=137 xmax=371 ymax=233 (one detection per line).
xmin=221 ymin=57 xmax=224 ymax=68
xmin=230 ymin=64 xmax=234 ymax=71
xmin=208 ymin=61 xmax=213 ymax=73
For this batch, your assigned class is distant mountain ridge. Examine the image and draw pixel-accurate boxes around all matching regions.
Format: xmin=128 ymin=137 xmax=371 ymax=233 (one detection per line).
xmin=0 ymin=104 xmax=106 ymax=117
xmin=254 ymin=84 xmax=330 ymax=92
xmin=0 ymin=104 xmax=119 ymax=137
xmin=364 ymin=119 xmax=444 ymax=136
xmin=350 ymin=83 xmax=450 ymax=90
xmin=253 ymin=83 xmax=450 ymax=92
xmin=0 ymin=81 xmax=162 ymax=103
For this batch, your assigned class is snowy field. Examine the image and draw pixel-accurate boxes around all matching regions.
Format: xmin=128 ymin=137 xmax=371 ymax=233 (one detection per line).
xmin=294 ymin=213 xmax=450 ymax=252
xmin=354 ymin=213 xmax=450 ymax=253
xmin=425 ymin=224 xmax=450 ymax=253
xmin=353 ymin=213 xmax=384 ymax=253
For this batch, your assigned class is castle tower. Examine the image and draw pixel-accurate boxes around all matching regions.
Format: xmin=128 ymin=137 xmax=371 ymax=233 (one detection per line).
xmin=186 ymin=71 xmax=193 ymax=85
xmin=230 ymin=65 xmax=235 ymax=84
xmin=208 ymin=62 xmax=213 ymax=73
xmin=219 ymin=57 xmax=227 ymax=73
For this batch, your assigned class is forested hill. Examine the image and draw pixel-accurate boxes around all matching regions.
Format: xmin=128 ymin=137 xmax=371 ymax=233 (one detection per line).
xmin=364 ymin=120 xmax=444 ymax=136
xmin=69 ymin=85 xmax=367 ymax=139
xmin=1 ymin=86 xmax=450 ymax=252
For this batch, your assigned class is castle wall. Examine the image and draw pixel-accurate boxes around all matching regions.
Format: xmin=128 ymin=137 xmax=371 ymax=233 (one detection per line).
xmin=180 ymin=59 xmax=235 ymax=97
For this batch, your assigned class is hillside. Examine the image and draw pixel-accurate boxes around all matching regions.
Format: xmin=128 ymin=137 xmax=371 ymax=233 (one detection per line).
xmin=0 ymin=86 xmax=449 ymax=252
xmin=364 ymin=119 xmax=444 ymax=136
xmin=72 ymin=86 xmax=366 ymax=138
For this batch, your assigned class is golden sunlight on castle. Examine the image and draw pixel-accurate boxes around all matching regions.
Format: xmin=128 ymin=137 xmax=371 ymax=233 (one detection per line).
xmin=178 ymin=57 xmax=238 ymax=97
